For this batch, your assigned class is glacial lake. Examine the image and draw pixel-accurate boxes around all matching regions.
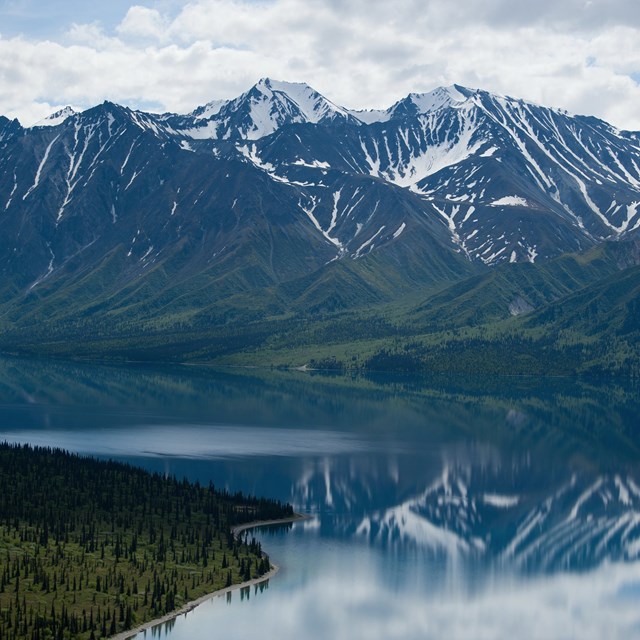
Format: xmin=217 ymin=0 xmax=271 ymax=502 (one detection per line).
xmin=1 ymin=356 xmax=640 ymax=639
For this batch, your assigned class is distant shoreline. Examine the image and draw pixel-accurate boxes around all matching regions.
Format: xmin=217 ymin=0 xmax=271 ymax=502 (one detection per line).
xmin=110 ymin=513 xmax=309 ymax=640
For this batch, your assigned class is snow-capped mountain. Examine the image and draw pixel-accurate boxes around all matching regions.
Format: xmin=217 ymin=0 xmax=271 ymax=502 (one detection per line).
xmin=0 ymin=78 xmax=639 ymax=331
xmin=163 ymin=78 xmax=358 ymax=141
xmin=158 ymin=79 xmax=640 ymax=265
xmin=230 ymin=83 xmax=640 ymax=265
xmin=34 ymin=106 xmax=77 ymax=128
xmin=348 ymin=84 xmax=471 ymax=124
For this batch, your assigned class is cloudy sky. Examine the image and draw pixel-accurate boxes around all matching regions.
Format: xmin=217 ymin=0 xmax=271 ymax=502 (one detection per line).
xmin=1 ymin=0 xmax=639 ymax=129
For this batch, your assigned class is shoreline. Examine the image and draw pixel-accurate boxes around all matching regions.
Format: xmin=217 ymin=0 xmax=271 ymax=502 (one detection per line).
xmin=110 ymin=513 xmax=309 ymax=640
xmin=231 ymin=512 xmax=311 ymax=538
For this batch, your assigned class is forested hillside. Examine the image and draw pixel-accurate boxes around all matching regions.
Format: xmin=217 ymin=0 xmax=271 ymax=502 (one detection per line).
xmin=0 ymin=444 xmax=293 ymax=640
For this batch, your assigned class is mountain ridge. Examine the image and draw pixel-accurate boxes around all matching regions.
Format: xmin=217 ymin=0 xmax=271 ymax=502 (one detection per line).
xmin=1 ymin=79 xmax=639 ymax=373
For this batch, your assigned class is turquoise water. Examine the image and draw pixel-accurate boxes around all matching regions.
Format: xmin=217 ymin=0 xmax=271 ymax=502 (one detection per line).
xmin=1 ymin=357 xmax=640 ymax=639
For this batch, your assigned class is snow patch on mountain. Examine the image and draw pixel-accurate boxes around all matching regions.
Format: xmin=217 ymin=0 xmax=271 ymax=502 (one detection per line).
xmin=491 ymin=196 xmax=529 ymax=207
xmin=348 ymin=109 xmax=390 ymax=124
xmin=292 ymin=158 xmax=331 ymax=169
xmin=300 ymin=196 xmax=344 ymax=252
xmin=237 ymin=144 xmax=276 ymax=173
xmin=393 ymin=222 xmax=406 ymax=239
xmin=192 ymin=99 xmax=226 ymax=120
xmin=480 ymin=146 xmax=498 ymax=157
xmin=183 ymin=120 xmax=221 ymax=140
xmin=360 ymin=106 xmax=486 ymax=189
xmin=4 ymin=172 xmax=17 ymax=211
xmin=22 ymin=134 xmax=60 ymax=200
xmin=354 ymin=226 xmax=385 ymax=258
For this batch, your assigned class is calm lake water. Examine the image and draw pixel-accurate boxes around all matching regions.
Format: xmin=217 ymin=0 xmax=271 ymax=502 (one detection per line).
xmin=1 ymin=356 xmax=640 ymax=639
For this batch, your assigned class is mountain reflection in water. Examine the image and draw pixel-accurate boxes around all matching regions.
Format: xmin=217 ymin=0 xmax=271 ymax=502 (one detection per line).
xmin=0 ymin=357 xmax=639 ymax=638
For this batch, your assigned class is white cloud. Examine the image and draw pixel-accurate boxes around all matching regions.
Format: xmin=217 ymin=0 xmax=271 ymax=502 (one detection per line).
xmin=1 ymin=0 xmax=640 ymax=129
xmin=117 ymin=6 xmax=168 ymax=40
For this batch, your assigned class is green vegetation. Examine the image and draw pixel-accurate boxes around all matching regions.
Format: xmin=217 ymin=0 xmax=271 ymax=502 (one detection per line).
xmin=0 ymin=443 xmax=293 ymax=640
xmin=0 ymin=240 xmax=639 ymax=378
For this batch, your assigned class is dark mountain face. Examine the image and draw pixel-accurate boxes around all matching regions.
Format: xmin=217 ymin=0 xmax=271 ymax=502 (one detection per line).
xmin=0 ymin=79 xmax=639 ymax=335
xmin=0 ymin=101 xmax=340 ymax=294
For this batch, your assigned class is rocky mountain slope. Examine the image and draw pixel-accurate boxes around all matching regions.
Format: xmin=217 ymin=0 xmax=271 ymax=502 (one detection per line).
xmin=1 ymin=79 xmax=639 ymax=368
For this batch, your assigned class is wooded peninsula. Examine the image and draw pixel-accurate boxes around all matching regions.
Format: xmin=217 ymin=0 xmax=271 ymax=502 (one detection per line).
xmin=0 ymin=443 xmax=294 ymax=640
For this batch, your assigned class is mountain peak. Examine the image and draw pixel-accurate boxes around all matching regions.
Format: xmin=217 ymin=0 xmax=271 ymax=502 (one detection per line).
xmin=183 ymin=77 xmax=355 ymax=141
xmin=348 ymin=84 xmax=476 ymax=124
xmin=255 ymin=77 xmax=311 ymax=93
xmin=33 ymin=106 xmax=76 ymax=128
xmin=249 ymin=77 xmax=352 ymax=124
xmin=391 ymin=85 xmax=473 ymax=118
xmin=185 ymin=80 xmax=479 ymax=137
xmin=0 ymin=115 xmax=23 ymax=142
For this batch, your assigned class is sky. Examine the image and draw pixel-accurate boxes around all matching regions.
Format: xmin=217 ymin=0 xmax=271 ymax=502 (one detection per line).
xmin=0 ymin=0 xmax=639 ymax=129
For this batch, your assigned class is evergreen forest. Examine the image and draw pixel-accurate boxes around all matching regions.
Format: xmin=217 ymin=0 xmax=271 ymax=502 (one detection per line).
xmin=0 ymin=443 xmax=293 ymax=640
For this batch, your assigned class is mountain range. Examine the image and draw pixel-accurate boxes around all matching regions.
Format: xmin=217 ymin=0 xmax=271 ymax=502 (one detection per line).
xmin=0 ymin=78 xmax=639 ymax=374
